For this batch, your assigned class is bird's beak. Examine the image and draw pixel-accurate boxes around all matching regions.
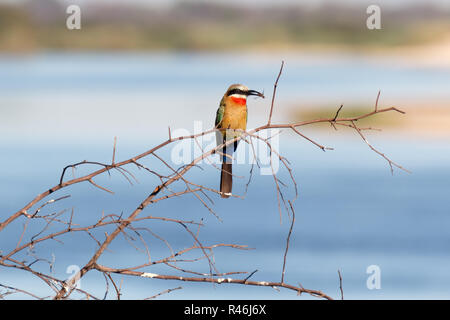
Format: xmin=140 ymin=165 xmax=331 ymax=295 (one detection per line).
xmin=247 ymin=89 xmax=265 ymax=98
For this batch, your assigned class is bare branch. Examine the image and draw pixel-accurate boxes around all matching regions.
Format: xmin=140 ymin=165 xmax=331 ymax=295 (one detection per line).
xmin=94 ymin=264 xmax=333 ymax=300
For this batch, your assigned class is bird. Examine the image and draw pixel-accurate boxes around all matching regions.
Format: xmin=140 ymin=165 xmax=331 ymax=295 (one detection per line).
xmin=215 ymin=84 xmax=265 ymax=198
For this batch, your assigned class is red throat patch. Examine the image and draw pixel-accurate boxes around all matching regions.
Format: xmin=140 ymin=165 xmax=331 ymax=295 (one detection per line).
xmin=230 ymin=96 xmax=247 ymax=105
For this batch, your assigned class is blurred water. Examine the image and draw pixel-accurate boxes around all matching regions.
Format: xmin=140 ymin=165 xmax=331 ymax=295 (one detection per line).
xmin=0 ymin=52 xmax=449 ymax=142
xmin=0 ymin=53 xmax=449 ymax=299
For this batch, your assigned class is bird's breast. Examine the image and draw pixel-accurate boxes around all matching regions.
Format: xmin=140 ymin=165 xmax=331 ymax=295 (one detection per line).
xmin=222 ymin=104 xmax=247 ymax=131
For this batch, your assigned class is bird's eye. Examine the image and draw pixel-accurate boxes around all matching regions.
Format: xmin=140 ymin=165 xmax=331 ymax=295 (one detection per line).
xmin=227 ymin=89 xmax=246 ymax=96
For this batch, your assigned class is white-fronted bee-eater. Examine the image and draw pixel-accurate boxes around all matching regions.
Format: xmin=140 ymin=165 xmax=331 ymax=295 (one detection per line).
xmin=215 ymin=84 xmax=265 ymax=198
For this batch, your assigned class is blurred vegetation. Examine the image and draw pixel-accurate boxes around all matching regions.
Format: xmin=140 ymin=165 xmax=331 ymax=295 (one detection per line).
xmin=0 ymin=1 xmax=449 ymax=52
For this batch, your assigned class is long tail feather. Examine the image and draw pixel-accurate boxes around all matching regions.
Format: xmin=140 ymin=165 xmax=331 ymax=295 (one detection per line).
xmin=220 ymin=163 xmax=232 ymax=198
xmin=219 ymin=140 xmax=237 ymax=199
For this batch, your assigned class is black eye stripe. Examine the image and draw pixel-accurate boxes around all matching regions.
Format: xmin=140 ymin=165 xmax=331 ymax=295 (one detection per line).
xmin=227 ymin=88 xmax=247 ymax=96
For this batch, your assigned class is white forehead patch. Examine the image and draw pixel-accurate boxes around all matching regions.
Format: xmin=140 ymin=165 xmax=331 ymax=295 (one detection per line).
xmin=234 ymin=85 xmax=248 ymax=91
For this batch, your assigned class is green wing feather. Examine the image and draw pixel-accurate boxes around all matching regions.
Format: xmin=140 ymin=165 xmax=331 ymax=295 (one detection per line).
xmin=215 ymin=99 xmax=225 ymax=128
xmin=215 ymin=99 xmax=226 ymax=147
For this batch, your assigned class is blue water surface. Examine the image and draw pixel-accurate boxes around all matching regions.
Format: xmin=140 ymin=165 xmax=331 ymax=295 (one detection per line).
xmin=0 ymin=52 xmax=449 ymax=299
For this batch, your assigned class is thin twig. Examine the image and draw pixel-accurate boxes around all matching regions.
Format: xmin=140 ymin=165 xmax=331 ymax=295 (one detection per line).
xmin=375 ymin=90 xmax=381 ymax=112
xmin=282 ymin=201 xmax=296 ymax=284
xmin=333 ymin=104 xmax=344 ymax=122
xmin=145 ymin=287 xmax=182 ymax=300
xmin=112 ymin=136 xmax=117 ymax=165
xmin=267 ymin=60 xmax=284 ymax=125
xmin=338 ymin=269 xmax=344 ymax=300
xmin=244 ymin=270 xmax=258 ymax=283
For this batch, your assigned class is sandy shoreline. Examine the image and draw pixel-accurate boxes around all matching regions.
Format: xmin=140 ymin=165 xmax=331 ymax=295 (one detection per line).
xmin=369 ymin=36 xmax=450 ymax=68
xmin=395 ymin=104 xmax=450 ymax=138
xmin=240 ymin=35 xmax=450 ymax=69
